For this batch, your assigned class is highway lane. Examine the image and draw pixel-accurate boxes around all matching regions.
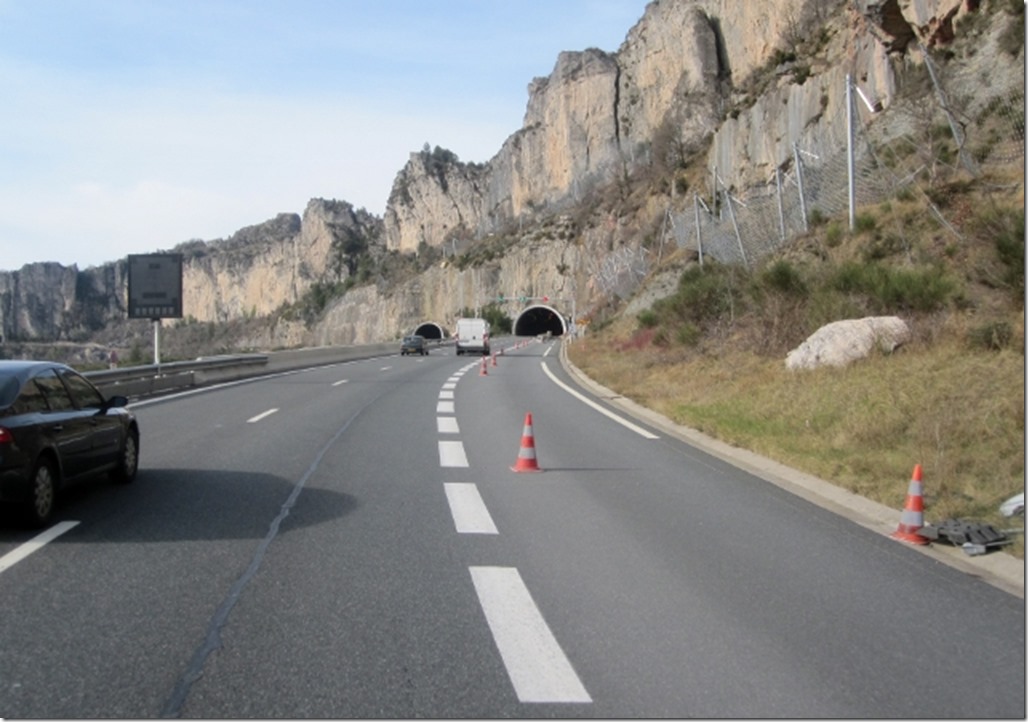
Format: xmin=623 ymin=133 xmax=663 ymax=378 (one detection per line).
xmin=0 ymin=355 xmax=444 ymax=717
xmin=449 ymin=341 xmax=1025 ymax=716
xmin=0 ymin=341 xmax=1023 ymax=717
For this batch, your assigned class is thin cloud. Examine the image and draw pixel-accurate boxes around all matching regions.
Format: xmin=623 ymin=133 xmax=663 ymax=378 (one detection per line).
xmin=0 ymin=1 xmax=644 ymax=270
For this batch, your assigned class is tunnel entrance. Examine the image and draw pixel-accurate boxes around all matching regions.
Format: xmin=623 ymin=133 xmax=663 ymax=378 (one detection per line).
xmin=412 ymin=322 xmax=446 ymax=340
xmin=512 ymin=305 xmax=567 ymax=337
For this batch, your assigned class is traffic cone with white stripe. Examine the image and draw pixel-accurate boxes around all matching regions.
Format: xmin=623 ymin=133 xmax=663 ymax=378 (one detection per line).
xmin=491 ymin=352 xmax=498 ymax=367
xmin=511 ymin=412 xmax=542 ymax=472
xmin=891 ymin=464 xmax=930 ymax=545
xmin=479 ymin=356 xmax=488 ymax=376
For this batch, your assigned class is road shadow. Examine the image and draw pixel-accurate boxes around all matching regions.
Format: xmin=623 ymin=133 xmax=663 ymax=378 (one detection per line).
xmin=0 ymin=467 xmax=357 ymax=542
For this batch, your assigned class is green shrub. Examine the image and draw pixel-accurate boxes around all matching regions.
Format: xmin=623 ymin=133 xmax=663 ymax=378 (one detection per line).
xmin=854 ymin=213 xmax=877 ymax=233
xmin=478 ymin=303 xmax=513 ymax=334
xmin=663 ymin=264 xmax=747 ymax=326
xmin=675 ymin=323 xmax=702 ymax=346
xmin=637 ymin=309 xmax=659 ymax=329
xmin=967 ymin=321 xmax=1014 ymax=351
xmin=825 ymin=221 xmax=845 ymax=247
xmin=992 ymin=209 xmax=1025 ymax=299
xmin=761 ymin=260 xmax=808 ymax=297
xmin=830 ymin=262 xmax=955 ymax=312
xmin=861 ymin=232 xmax=907 ymax=262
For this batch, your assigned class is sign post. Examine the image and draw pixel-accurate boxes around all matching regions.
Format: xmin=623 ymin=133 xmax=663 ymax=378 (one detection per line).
xmin=127 ymin=254 xmax=184 ymax=369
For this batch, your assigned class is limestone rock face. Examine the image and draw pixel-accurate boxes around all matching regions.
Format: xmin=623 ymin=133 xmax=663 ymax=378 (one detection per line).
xmin=0 ymin=0 xmax=1017 ymax=352
xmin=518 ymin=50 xmax=622 ymax=210
xmin=181 ymin=199 xmax=381 ymax=323
xmin=0 ymin=263 xmax=81 ymax=341
xmin=858 ymin=0 xmax=969 ymax=50
xmin=785 ymin=316 xmax=911 ymax=370
xmin=0 ymin=199 xmax=382 ymax=344
xmin=616 ymin=2 xmax=723 ymax=160
xmin=384 ymin=0 xmax=904 ymax=255
xmin=384 ymin=149 xmax=489 ymax=255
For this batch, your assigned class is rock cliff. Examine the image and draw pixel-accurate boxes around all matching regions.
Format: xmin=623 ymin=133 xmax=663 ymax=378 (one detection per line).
xmin=0 ymin=0 xmax=1019 ymax=356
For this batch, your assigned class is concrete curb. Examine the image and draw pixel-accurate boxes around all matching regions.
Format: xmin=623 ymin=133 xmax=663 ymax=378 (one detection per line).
xmin=558 ymin=341 xmax=1024 ymax=599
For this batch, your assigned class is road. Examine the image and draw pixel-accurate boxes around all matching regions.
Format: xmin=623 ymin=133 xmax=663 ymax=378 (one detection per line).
xmin=0 ymin=339 xmax=1023 ymax=718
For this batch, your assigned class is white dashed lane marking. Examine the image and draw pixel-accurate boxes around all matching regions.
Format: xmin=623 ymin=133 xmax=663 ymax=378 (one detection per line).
xmin=247 ymin=408 xmax=278 ymax=423
xmin=437 ymin=417 xmax=460 ymax=434
xmin=444 ymin=483 xmax=498 ymax=534
xmin=470 ymin=566 xmax=592 ymax=704
xmin=439 ymin=359 xmax=590 ymax=705
xmin=438 ymin=439 xmax=469 ymax=467
xmin=0 ymin=521 xmax=80 ymax=574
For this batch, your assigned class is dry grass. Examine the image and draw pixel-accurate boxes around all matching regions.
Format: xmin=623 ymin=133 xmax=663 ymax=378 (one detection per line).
xmin=569 ymin=275 xmax=1025 ymax=558
xmin=567 ymin=176 xmax=1023 ymax=559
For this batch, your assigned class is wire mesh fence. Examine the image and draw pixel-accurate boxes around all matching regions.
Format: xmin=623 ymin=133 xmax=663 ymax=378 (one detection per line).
xmin=660 ymin=52 xmax=1024 ymax=270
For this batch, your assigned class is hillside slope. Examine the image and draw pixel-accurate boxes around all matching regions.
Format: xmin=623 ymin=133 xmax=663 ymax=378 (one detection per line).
xmin=568 ymin=167 xmax=1025 ymax=556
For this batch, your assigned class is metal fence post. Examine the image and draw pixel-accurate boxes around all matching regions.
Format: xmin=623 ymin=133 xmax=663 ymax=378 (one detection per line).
xmin=793 ymin=142 xmax=809 ymax=233
xmin=719 ymin=176 xmax=748 ymax=267
xmin=846 ymin=74 xmax=856 ymax=231
xmin=693 ymin=193 xmax=704 ymax=267
xmin=775 ymin=168 xmax=786 ymax=242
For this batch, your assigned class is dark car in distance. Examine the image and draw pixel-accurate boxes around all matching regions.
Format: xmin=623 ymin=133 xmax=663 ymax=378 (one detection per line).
xmin=0 ymin=361 xmax=140 ymax=526
xmin=400 ymin=335 xmax=428 ymax=356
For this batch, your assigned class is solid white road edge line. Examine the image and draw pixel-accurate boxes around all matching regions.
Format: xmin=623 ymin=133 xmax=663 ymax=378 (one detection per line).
xmin=469 ymin=566 xmax=592 ymax=704
xmin=443 ymin=483 xmax=498 ymax=534
xmin=540 ymin=361 xmax=658 ymax=439
xmin=0 ymin=521 xmax=80 ymax=574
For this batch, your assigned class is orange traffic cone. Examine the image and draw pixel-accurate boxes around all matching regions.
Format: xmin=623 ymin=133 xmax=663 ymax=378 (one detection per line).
xmin=892 ymin=464 xmax=930 ymax=545
xmin=479 ymin=357 xmax=488 ymax=376
xmin=511 ymin=412 xmax=542 ymax=472
xmin=491 ymin=352 xmax=498 ymax=367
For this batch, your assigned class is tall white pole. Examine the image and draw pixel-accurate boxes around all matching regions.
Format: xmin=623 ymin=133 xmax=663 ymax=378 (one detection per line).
xmin=152 ymin=318 xmax=161 ymax=368
xmin=846 ymin=73 xmax=856 ymax=231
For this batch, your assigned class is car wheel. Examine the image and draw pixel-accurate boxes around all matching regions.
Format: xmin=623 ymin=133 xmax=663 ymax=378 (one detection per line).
xmin=111 ymin=428 xmax=139 ymax=484
xmin=24 ymin=458 xmax=56 ymax=527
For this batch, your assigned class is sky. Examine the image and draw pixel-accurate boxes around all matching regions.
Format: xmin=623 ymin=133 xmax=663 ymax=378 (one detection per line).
xmin=0 ymin=0 xmax=646 ymax=272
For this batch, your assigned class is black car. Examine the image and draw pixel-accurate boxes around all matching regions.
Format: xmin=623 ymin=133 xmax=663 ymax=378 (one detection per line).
xmin=0 ymin=361 xmax=140 ymax=526
xmin=400 ymin=335 xmax=428 ymax=356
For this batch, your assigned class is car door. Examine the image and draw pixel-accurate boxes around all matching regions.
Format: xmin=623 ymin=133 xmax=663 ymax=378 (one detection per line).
xmin=32 ymin=369 xmax=96 ymax=479
xmin=59 ymin=368 xmax=123 ymax=470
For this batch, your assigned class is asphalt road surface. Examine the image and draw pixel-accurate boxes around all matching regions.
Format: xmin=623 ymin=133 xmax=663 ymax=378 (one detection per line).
xmin=0 ymin=339 xmax=1023 ymax=718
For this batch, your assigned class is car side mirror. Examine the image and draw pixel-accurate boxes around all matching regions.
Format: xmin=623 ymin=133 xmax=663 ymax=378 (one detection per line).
xmin=104 ymin=395 xmax=129 ymax=410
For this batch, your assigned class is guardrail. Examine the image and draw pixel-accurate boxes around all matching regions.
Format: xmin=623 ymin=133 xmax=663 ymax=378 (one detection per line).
xmin=85 ymin=341 xmax=402 ymax=399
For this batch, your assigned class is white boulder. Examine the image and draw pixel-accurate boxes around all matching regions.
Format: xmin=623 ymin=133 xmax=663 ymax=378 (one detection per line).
xmin=785 ymin=316 xmax=911 ymax=371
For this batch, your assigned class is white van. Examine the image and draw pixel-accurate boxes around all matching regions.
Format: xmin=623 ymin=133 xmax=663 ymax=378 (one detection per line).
xmin=454 ymin=318 xmax=490 ymax=356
